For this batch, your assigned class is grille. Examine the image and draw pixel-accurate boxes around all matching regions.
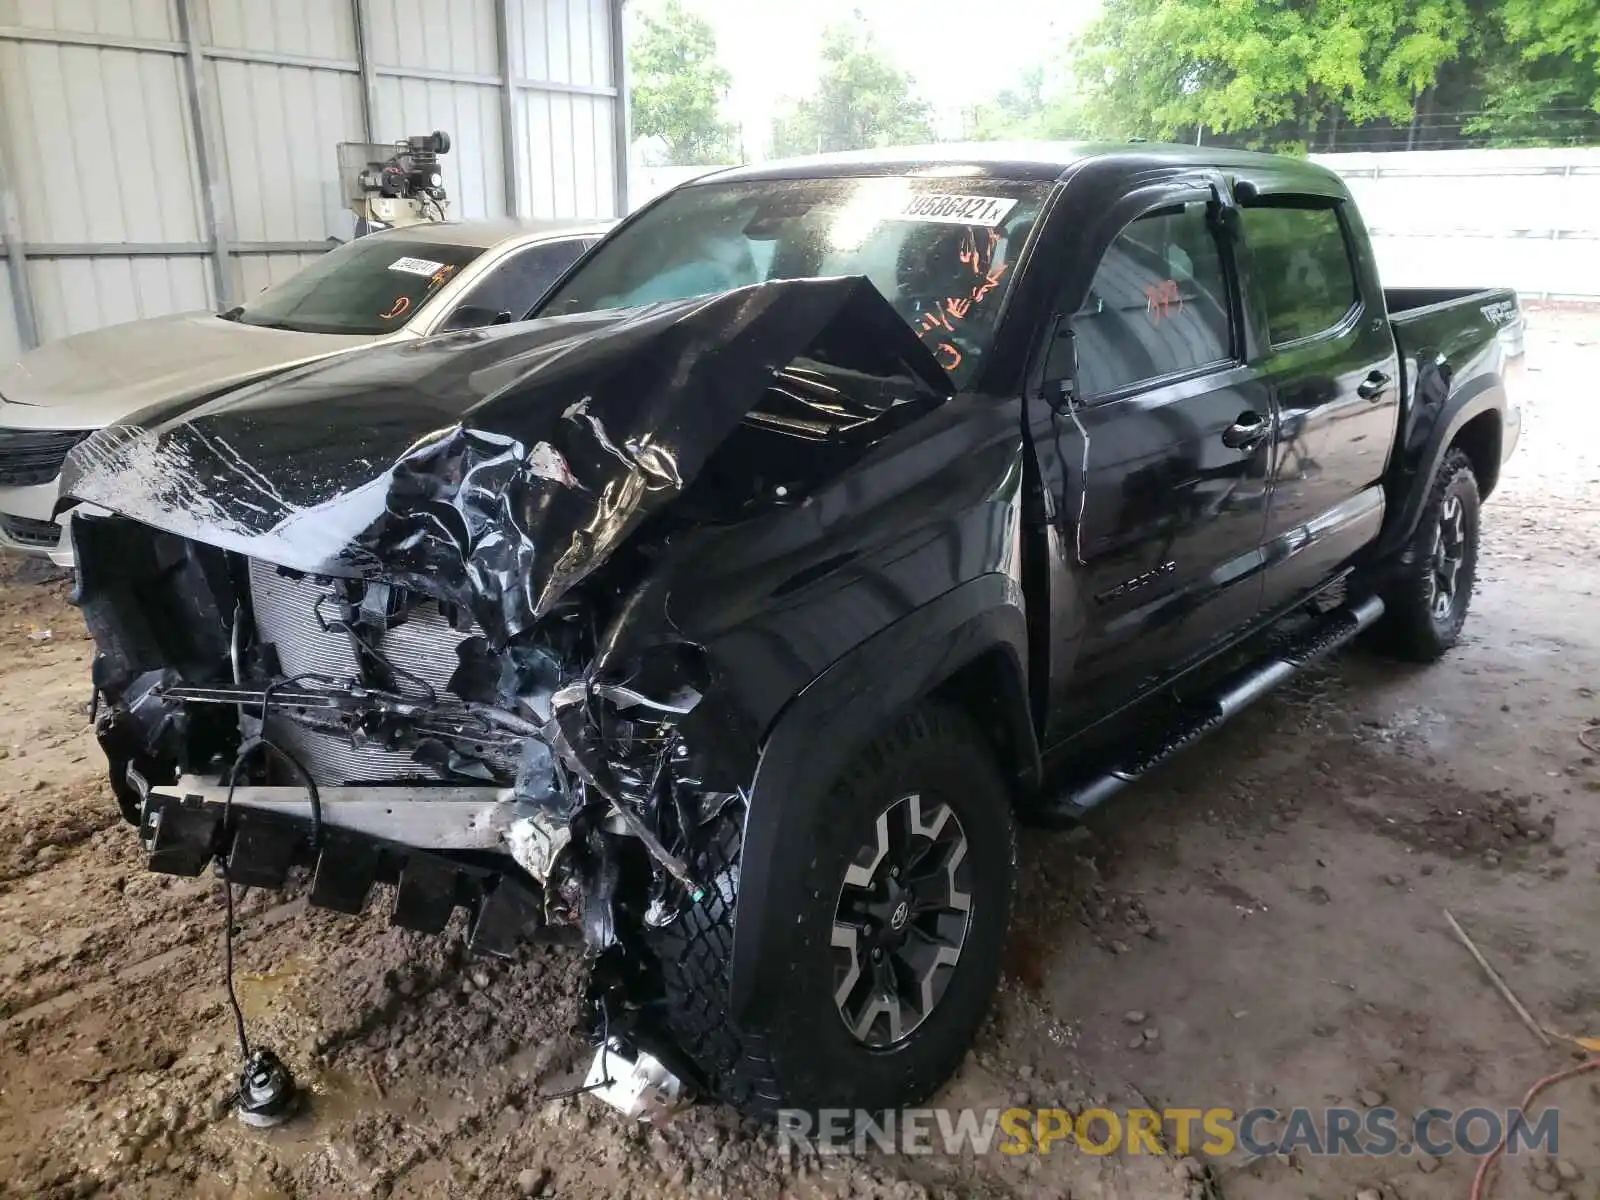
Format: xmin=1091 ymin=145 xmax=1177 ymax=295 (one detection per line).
xmin=0 ymin=514 xmax=62 ymax=549
xmin=247 ymin=559 xmax=479 ymax=784
xmin=0 ymin=429 xmax=90 ymax=487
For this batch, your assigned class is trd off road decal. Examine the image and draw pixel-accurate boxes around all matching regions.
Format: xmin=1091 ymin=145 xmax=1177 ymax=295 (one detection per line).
xmin=1480 ymin=300 xmax=1517 ymax=327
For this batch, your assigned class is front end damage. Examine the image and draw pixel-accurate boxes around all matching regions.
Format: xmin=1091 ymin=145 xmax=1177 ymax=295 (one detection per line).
xmin=60 ymin=277 xmax=953 ymax=1097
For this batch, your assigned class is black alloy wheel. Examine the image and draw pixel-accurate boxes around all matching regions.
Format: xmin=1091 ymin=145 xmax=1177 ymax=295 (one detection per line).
xmin=830 ymin=792 xmax=973 ymax=1047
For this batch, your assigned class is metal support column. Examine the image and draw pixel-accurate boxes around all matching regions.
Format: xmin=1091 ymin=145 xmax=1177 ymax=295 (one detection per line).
xmin=608 ymin=0 xmax=631 ymax=217
xmin=0 ymin=84 xmax=39 ymax=349
xmin=175 ymin=0 xmax=235 ymax=307
xmin=352 ymin=0 xmax=381 ymax=142
xmin=494 ymin=0 xmax=521 ymax=216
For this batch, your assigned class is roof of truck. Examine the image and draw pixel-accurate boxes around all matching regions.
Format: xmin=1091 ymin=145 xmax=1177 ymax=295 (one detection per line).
xmin=690 ymin=142 xmax=1343 ymax=190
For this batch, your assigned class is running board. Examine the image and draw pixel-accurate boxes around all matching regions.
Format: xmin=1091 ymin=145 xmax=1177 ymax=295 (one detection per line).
xmin=1041 ymin=594 xmax=1384 ymax=822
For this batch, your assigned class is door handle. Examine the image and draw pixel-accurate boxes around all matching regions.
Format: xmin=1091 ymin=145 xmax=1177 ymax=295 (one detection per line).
xmin=1221 ymin=413 xmax=1268 ymax=450
xmin=1357 ymin=370 xmax=1391 ymax=400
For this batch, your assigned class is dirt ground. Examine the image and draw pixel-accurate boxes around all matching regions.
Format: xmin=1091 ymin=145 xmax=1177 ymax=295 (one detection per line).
xmin=1 ymin=306 xmax=1598 ymax=1200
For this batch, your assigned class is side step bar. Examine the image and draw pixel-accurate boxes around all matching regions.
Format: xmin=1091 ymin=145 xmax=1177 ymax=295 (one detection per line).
xmin=1043 ymin=594 xmax=1384 ymax=822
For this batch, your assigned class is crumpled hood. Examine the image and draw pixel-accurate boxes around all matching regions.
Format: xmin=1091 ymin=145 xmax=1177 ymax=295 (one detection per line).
xmin=0 ymin=310 xmax=378 ymax=425
xmin=61 ymin=277 xmax=951 ymax=644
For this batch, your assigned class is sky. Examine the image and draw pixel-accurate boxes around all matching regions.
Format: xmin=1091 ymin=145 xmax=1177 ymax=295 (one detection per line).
xmin=630 ymin=0 xmax=1104 ymax=156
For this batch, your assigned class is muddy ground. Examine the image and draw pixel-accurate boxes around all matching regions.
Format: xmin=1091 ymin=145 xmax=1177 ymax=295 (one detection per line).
xmin=1 ymin=307 xmax=1597 ymax=1200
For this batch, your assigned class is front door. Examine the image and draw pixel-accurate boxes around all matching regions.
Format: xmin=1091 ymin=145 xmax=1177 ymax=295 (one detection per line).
xmin=1028 ymin=192 xmax=1276 ymax=739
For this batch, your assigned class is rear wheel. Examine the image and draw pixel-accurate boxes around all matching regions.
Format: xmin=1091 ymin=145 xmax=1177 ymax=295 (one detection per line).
xmin=1377 ymin=447 xmax=1480 ymax=662
xmin=648 ymin=702 xmax=1016 ymax=1120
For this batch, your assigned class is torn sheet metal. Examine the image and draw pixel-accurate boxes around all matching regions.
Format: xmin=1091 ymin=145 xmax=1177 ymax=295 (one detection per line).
xmin=506 ymin=810 xmax=573 ymax=883
xmin=60 ymin=277 xmax=951 ymax=647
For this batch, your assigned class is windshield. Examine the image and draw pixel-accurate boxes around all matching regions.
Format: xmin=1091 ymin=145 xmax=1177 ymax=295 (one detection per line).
xmin=537 ymin=177 xmax=1047 ymax=384
xmin=234 ymin=237 xmax=484 ymax=336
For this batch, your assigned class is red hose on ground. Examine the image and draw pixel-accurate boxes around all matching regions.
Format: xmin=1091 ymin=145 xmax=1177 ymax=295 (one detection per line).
xmin=1469 ymin=1057 xmax=1600 ymax=1200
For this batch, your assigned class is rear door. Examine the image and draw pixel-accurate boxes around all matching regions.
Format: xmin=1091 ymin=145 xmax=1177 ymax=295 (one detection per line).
xmin=1028 ymin=184 xmax=1276 ymax=737
xmin=1237 ymin=197 xmax=1401 ymax=607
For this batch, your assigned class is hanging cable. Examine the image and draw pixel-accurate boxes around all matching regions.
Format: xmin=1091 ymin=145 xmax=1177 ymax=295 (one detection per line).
xmin=527 ymin=995 xmax=617 ymax=1103
xmin=214 ymin=671 xmax=324 ymax=1126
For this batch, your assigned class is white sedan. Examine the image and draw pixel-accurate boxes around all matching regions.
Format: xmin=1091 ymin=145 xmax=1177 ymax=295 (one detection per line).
xmin=0 ymin=217 xmax=609 ymax=564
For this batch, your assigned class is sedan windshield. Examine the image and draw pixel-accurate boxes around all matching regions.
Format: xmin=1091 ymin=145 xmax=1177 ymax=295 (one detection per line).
xmin=233 ymin=237 xmax=483 ymax=336
xmin=536 ymin=176 xmax=1048 ymax=385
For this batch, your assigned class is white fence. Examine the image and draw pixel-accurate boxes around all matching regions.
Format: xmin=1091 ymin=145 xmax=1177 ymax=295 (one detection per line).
xmin=1313 ymin=147 xmax=1600 ymax=301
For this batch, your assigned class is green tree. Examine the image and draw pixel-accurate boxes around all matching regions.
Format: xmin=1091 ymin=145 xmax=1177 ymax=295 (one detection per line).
xmin=771 ymin=20 xmax=935 ymax=156
xmin=1467 ymin=0 xmax=1600 ymax=143
xmin=964 ymin=65 xmax=1110 ymax=142
xmin=629 ymin=0 xmax=737 ymax=165
xmin=1071 ymin=0 xmax=1476 ymax=150
xmin=1499 ymin=0 xmax=1600 ymax=105
xmin=965 ymin=67 xmax=1048 ymax=140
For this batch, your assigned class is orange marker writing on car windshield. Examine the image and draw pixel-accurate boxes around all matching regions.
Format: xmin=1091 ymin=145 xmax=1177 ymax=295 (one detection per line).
xmin=916 ymin=228 xmax=1018 ymax=368
xmin=380 ymin=295 xmax=412 ymax=321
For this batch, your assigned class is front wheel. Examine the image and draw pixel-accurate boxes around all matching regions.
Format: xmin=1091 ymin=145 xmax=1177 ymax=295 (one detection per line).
xmin=648 ymin=702 xmax=1017 ymax=1120
xmin=1377 ymin=447 xmax=1481 ymax=662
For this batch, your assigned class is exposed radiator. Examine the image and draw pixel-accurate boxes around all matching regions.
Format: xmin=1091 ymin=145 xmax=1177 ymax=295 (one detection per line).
xmin=247 ymin=558 xmax=479 ymax=784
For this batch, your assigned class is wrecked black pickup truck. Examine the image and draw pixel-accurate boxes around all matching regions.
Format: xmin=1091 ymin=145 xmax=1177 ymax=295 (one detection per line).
xmin=60 ymin=144 xmax=1521 ymax=1121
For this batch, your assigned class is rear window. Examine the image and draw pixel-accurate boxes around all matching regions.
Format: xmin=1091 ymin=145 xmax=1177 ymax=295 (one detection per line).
xmin=1241 ymin=204 xmax=1358 ymax=345
xmin=234 ymin=236 xmax=483 ymax=336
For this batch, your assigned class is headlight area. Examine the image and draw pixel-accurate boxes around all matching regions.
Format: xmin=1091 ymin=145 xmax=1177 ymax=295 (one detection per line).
xmin=71 ymin=511 xmax=743 ymax=980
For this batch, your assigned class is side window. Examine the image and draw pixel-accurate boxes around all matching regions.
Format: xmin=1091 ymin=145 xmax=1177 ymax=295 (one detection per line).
xmin=453 ymin=239 xmax=589 ymax=325
xmin=1240 ymin=203 xmax=1358 ymax=345
xmin=1072 ymin=202 xmax=1234 ymax=398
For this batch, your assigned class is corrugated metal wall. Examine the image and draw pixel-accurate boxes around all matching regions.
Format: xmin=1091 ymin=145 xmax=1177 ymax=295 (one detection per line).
xmin=510 ymin=0 xmax=617 ymax=218
xmin=0 ymin=0 xmax=626 ymax=350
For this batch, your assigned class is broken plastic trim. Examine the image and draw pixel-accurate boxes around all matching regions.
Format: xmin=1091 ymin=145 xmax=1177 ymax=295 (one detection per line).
xmin=583 ymin=1038 xmax=692 ymax=1122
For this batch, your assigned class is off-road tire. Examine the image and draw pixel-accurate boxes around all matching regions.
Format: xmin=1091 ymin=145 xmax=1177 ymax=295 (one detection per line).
xmin=1377 ymin=447 xmax=1481 ymax=662
xmin=647 ymin=702 xmax=1017 ymax=1121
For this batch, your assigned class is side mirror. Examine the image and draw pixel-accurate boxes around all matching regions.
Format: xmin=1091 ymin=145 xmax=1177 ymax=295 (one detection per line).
xmin=439 ymin=305 xmax=513 ymax=333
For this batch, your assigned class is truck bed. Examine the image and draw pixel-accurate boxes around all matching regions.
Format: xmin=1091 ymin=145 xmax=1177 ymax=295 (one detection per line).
xmin=1385 ymin=286 xmax=1509 ymax=316
xmin=1387 ymin=285 xmax=1524 ymax=364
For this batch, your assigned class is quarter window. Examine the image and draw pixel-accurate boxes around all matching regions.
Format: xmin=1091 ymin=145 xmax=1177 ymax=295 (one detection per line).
xmin=456 ymin=239 xmax=591 ymax=322
xmin=1240 ymin=203 xmax=1358 ymax=345
xmin=1073 ymin=202 xmax=1234 ymax=398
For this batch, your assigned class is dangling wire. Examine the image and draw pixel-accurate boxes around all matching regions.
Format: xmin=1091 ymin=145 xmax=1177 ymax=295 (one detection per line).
xmin=216 ymin=672 xmax=323 ymax=1062
xmin=527 ymin=994 xmax=617 ymax=1102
